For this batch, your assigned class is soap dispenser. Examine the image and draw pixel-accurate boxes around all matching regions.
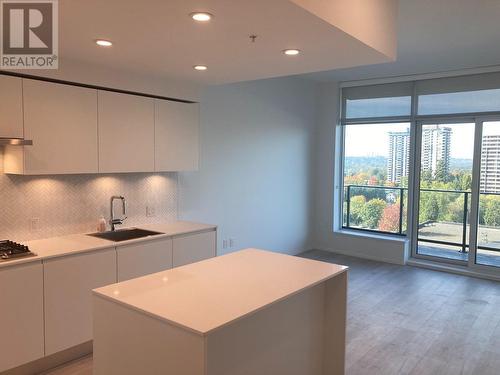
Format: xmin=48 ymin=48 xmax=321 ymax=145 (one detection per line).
xmin=98 ymin=216 xmax=107 ymax=232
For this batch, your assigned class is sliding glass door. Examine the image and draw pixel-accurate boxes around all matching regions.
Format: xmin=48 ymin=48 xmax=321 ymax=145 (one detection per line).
xmin=475 ymin=121 xmax=500 ymax=268
xmin=412 ymin=119 xmax=500 ymax=271
xmin=414 ymin=122 xmax=475 ymax=264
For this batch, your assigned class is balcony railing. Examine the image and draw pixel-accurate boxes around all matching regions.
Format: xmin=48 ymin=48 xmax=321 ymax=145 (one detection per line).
xmin=343 ymin=184 xmax=500 ymax=254
xmin=343 ymin=184 xmax=407 ymax=236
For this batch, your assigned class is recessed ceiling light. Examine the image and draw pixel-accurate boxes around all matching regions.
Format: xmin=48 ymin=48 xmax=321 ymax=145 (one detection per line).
xmin=95 ymin=39 xmax=113 ymax=47
xmin=283 ymin=49 xmax=300 ymax=56
xmin=190 ymin=12 xmax=213 ymax=22
xmin=193 ymin=65 xmax=208 ymax=71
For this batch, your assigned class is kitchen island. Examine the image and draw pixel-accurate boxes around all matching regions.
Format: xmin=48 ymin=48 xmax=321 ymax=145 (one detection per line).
xmin=92 ymin=249 xmax=348 ymax=375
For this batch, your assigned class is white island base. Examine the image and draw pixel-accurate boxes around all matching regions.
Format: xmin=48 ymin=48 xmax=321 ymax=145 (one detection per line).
xmin=93 ymin=249 xmax=348 ymax=375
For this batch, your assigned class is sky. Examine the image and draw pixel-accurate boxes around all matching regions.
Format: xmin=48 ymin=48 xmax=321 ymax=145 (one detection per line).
xmin=484 ymin=121 xmax=500 ymax=136
xmin=343 ymin=122 xmax=493 ymax=159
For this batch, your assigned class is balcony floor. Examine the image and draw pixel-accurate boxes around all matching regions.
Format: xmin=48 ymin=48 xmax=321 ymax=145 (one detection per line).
xmin=419 ymin=221 xmax=500 ymax=249
xmin=418 ymin=244 xmax=500 ymax=267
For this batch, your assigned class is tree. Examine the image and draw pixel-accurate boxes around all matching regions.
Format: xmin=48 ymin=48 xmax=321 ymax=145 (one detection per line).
xmin=421 ymin=169 xmax=433 ymax=185
xmin=368 ymin=175 xmax=379 ymax=186
xmin=419 ymin=193 xmax=439 ymax=222
xmin=361 ymin=198 xmax=386 ymax=229
xmin=445 ymin=196 xmax=465 ymax=223
xmin=349 ymin=195 xmax=366 ymax=226
xmin=458 ymin=173 xmax=472 ymax=191
xmin=355 ymin=187 xmax=386 ymax=201
xmin=399 ymin=176 xmax=409 ymax=188
xmin=378 ymin=204 xmax=400 ymax=232
xmin=484 ymin=198 xmax=500 ymax=226
xmin=434 ymin=159 xmax=450 ymax=183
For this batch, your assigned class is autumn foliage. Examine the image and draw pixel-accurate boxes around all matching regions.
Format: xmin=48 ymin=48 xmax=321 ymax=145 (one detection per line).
xmin=378 ymin=204 xmax=401 ymax=232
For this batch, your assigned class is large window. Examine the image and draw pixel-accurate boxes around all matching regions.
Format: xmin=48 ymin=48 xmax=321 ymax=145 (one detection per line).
xmin=342 ymin=123 xmax=409 ymax=235
xmin=339 ymin=71 xmax=500 ymax=272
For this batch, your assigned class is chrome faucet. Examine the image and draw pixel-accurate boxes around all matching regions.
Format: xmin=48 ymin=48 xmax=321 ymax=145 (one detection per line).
xmin=110 ymin=196 xmax=127 ymax=231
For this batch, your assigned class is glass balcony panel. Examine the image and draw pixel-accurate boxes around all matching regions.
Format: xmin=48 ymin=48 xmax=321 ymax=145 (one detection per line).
xmin=343 ymin=185 xmax=405 ymax=235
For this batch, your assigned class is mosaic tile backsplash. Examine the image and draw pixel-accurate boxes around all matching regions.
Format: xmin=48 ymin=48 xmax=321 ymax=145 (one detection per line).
xmin=0 ymin=153 xmax=178 ymax=241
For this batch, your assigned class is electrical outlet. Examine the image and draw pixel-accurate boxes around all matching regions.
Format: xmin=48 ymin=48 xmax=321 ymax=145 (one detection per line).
xmin=146 ymin=205 xmax=156 ymax=217
xmin=229 ymin=238 xmax=236 ymax=248
xmin=30 ymin=217 xmax=40 ymax=232
xmin=222 ymin=239 xmax=228 ymax=249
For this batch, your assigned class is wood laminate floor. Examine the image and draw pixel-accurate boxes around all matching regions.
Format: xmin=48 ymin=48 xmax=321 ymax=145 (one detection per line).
xmin=45 ymin=250 xmax=500 ymax=375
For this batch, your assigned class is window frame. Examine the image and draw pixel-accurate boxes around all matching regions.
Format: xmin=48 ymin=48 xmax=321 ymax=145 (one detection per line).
xmin=337 ymin=71 xmax=500 ymax=275
xmin=340 ymin=121 xmax=413 ymax=237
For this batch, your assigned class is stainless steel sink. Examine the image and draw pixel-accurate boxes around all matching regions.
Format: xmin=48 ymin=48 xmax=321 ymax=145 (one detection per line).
xmin=87 ymin=228 xmax=164 ymax=242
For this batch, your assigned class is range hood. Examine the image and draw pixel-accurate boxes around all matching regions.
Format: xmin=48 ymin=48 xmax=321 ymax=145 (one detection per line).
xmin=0 ymin=138 xmax=33 ymax=146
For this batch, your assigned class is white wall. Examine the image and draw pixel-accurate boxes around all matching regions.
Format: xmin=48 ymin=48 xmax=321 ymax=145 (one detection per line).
xmin=179 ymin=77 xmax=318 ymax=256
xmin=312 ymin=82 xmax=408 ymax=264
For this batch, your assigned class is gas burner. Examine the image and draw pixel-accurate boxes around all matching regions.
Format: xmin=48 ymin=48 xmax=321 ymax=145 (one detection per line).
xmin=0 ymin=240 xmax=36 ymax=261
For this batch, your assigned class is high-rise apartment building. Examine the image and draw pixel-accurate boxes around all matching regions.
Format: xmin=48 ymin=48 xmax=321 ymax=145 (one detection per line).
xmin=387 ymin=129 xmax=410 ymax=183
xmin=421 ymin=125 xmax=452 ymax=176
xmin=480 ymin=135 xmax=500 ymax=193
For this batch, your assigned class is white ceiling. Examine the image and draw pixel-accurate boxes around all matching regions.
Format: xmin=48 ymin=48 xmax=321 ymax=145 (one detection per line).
xmin=304 ymin=0 xmax=500 ymax=82
xmin=54 ymin=0 xmax=396 ymax=85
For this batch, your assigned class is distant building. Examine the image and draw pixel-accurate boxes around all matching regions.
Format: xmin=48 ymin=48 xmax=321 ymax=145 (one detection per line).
xmin=480 ymin=135 xmax=500 ymax=193
xmin=387 ymin=129 xmax=410 ymax=183
xmin=387 ymin=125 xmax=452 ymax=183
xmin=421 ymin=125 xmax=452 ymax=176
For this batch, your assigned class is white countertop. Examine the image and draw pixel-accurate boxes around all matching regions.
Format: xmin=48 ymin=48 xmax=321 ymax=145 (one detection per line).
xmin=93 ymin=248 xmax=347 ymax=335
xmin=0 ymin=221 xmax=216 ymax=269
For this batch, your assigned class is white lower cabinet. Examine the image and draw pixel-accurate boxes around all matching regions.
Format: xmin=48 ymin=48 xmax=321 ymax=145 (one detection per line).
xmin=117 ymin=238 xmax=173 ymax=282
xmin=0 ymin=227 xmax=217 ymax=371
xmin=0 ymin=262 xmax=44 ymax=372
xmin=173 ymin=231 xmax=217 ymax=268
xmin=43 ymin=249 xmax=117 ymax=355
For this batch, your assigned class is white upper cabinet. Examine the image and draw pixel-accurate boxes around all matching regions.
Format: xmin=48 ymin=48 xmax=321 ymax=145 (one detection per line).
xmin=155 ymin=100 xmax=200 ymax=171
xmin=0 ymin=75 xmax=23 ymax=138
xmin=1 ymin=76 xmax=198 ymax=174
xmin=98 ymin=91 xmax=155 ymax=173
xmin=4 ymin=79 xmax=98 ymax=175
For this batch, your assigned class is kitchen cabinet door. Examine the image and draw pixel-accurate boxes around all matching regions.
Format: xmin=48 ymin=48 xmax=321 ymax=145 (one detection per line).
xmin=173 ymin=231 xmax=216 ymax=268
xmin=4 ymin=79 xmax=98 ymax=175
xmin=98 ymin=91 xmax=155 ymax=173
xmin=117 ymin=238 xmax=173 ymax=282
xmin=0 ymin=262 xmax=44 ymax=372
xmin=0 ymin=75 xmax=23 ymax=138
xmin=155 ymin=100 xmax=199 ymax=171
xmin=43 ymin=248 xmax=116 ymax=355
